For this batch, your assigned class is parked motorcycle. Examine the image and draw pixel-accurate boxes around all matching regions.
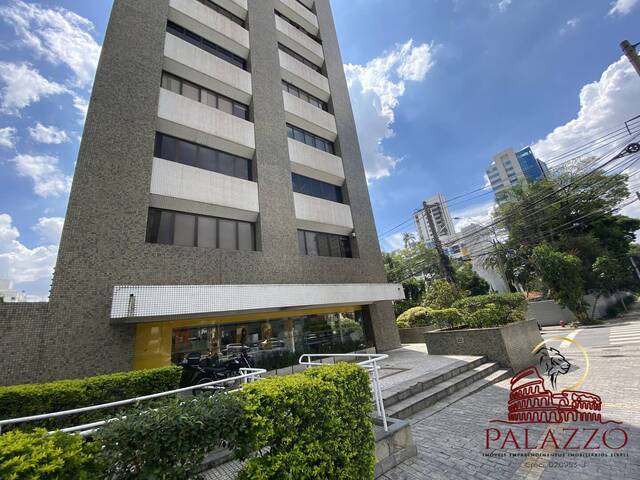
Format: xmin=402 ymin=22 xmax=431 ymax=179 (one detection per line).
xmin=180 ymin=347 xmax=254 ymax=395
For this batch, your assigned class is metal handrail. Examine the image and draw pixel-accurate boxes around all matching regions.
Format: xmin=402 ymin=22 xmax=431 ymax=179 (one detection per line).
xmin=0 ymin=367 xmax=266 ymax=435
xmin=298 ymin=353 xmax=389 ymax=431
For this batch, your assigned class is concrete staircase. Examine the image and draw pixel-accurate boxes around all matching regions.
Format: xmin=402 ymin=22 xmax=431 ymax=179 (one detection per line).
xmin=383 ymin=357 xmax=511 ymax=420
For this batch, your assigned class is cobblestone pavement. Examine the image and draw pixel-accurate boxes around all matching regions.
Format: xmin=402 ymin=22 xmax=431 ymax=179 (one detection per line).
xmin=382 ymin=316 xmax=640 ymax=480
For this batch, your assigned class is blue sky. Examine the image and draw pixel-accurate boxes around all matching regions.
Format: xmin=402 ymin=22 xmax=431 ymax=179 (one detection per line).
xmin=0 ymin=0 xmax=639 ymax=298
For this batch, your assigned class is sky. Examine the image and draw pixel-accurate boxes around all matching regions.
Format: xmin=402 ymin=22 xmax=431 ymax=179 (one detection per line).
xmin=0 ymin=0 xmax=639 ymax=298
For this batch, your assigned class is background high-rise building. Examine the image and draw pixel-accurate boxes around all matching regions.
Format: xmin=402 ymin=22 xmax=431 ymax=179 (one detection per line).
xmin=486 ymin=147 xmax=548 ymax=202
xmin=0 ymin=0 xmax=403 ymax=385
xmin=413 ymin=193 xmax=464 ymax=258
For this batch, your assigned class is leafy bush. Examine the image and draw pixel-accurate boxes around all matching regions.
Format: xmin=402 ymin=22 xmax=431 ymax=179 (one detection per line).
xmin=453 ymin=293 xmax=526 ymax=319
xmin=95 ymin=393 xmax=245 ymax=480
xmin=0 ymin=366 xmax=181 ymax=430
xmin=236 ymin=363 xmax=375 ymax=480
xmin=430 ymin=308 xmax=464 ymax=329
xmin=396 ymin=306 xmax=432 ymax=328
xmin=423 ymin=280 xmax=463 ymax=309
xmin=0 ymin=428 xmax=99 ymax=480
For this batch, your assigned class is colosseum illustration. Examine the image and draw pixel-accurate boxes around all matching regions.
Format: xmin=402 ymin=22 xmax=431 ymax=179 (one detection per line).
xmin=507 ymin=367 xmax=602 ymax=423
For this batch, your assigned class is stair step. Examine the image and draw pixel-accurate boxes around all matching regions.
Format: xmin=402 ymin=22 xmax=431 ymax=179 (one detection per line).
xmin=385 ymin=362 xmax=501 ymax=420
xmin=383 ymin=356 xmax=488 ymax=408
xmin=407 ymin=368 xmax=512 ymax=423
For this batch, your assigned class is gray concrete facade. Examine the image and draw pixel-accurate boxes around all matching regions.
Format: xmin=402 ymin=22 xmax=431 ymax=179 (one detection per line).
xmin=1 ymin=0 xmax=399 ymax=385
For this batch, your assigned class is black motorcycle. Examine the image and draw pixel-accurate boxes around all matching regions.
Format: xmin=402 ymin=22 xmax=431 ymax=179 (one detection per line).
xmin=180 ymin=347 xmax=254 ymax=395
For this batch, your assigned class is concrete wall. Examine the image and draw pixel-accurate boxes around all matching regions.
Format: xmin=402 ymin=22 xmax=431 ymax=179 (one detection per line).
xmin=279 ymin=50 xmax=329 ymax=100
xmin=275 ymin=13 xmax=324 ymax=65
xmin=275 ymin=0 xmax=318 ymax=33
xmin=293 ymin=192 xmax=354 ymax=235
xmin=283 ymin=91 xmax=337 ymax=140
xmin=0 ymin=0 xmax=399 ymax=385
xmin=425 ymin=319 xmax=543 ymax=373
xmin=527 ymin=295 xmax=622 ymax=326
xmin=288 ymin=138 xmax=344 ymax=185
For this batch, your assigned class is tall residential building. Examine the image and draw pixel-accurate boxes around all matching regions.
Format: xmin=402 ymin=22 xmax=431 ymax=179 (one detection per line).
xmin=459 ymin=224 xmax=509 ymax=293
xmin=413 ymin=193 xmax=463 ymax=257
xmin=486 ymin=147 xmax=548 ymax=202
xmin=1 ymin=0 xmax=403 ymax=385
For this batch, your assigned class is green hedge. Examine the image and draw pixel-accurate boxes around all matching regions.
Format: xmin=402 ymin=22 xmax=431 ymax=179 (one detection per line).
xmin=95 ymin=394 xmax=245 ymax=480
xmin=0 ymin=428 xmax=99 ymax=480
xmin=396 ymin=306 xmax=463 ymax=329
xmin=452 ymin=293 xmax=527 ymax=328
xmin=236 ymin=362 xmax=375 ymax=480
xmin=0 ymin=366 xmax=181 ymax=430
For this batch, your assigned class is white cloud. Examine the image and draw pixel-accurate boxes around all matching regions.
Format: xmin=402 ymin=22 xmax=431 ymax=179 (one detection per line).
xmin=452 ymin=201 xmax=496 ymax=231
xmin=345 ymin=40 xmax=435 ymax=181
xmin=497 ymin=0 xmax=512 ymax=13
xmin=32 ymin=216 xmax=64 ymax=243
xmin=28 ymin=122 xmax=69 ymax=144
xmin=382 ymin=231 xmax=416 ymax=252
xmin=12 ymin=154 xmax=72 ymax=198
xmin=0 ymin=213 xmax=58 ymax=286
xmin=532 ymin=57 xmax=640 ymax=164
xmin=0 ymin=62 xmax=69 ymax=113
xmin=608 ymin=0 xmax=639 ymax=16
xmin=72 ymin=95 xmax=89 ymax=120
xmin=560 ymin=18 xmax=580 ymax=34
xmin=0 ymin=127 xmax=17 ymax=148
xmin=0 ymin=0 xmax=101 ymax=87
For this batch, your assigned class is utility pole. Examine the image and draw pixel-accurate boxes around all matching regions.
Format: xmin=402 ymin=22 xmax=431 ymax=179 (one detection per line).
xmin=423 ymin=201 xmax=455 ymax=284
xmin=621 ymin=40 xmax=640 ymax=77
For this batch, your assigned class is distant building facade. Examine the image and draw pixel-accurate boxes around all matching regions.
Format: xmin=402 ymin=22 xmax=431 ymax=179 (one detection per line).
xmin=460 ymin=224 xmax=509 ymax=292
xmin=486 ymin=147 xmax=548 ymax=202
xmin=0 ymin=280 xmax=26 ymax=303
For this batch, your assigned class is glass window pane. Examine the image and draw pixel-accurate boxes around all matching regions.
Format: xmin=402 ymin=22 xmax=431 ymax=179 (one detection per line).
xmin=174 ymin=213 xmax=196 ymax=246
xmin=197 ymin=146 xmax=217 ymax=172
xmin=298 ymin=230 xmax=306 ymax=254
xmin=146 ymin=209 xmax=161 ymax=243
xmin=233 ymin=103 xmax=248 ymax=120
xmin=176 ymin=140 xmax=197 ymax=167
xmin=218 ymin=97 xmax=233 ymax=114
xmin=326 ymin=142 xmax=334 ymax=155
xmin=202 ymin=90 xmax=217 ymax=108
xmin=182 ymin=81 xmax=200 ymax=102
xmin=166 ymin=22 xmax=183 ymax=37
xmin=218 ymin=152 xmax=236 ymax=177
xmin=287 ymin=126 xmax=295 ymax=139
xmin=339 ymin=236 xmax=352 ymax=258
xmin=305 ymin=231 xmax=318 ymax=256
xmin=219 ymin=220 xmax=237 ymax=250
xmin=304 ymin=132 xmax=315 ymax=146
xmin=328 ymin=235 xmax=341 ymax=257
xmin=238 ymin=222 xmax=254 ymax=251
xmin=234 ymin=158 xmax=250 ymax=180
xmin=156 ymin=134 xmax=176 ymax=161
xmin=197 ymin=217 xmax=217 ymax=248
xmin=161 ymin=73 xmax=180 ymax=94
xmin=185 ymin=30 xmax=202 ymax=47
xmin=294 ymin=128 xmax=305 ymax=143
xmin=157 ymin=210 xmax=174 ymax=244
xmin=317 ymin=233 xmax=330 ymax=256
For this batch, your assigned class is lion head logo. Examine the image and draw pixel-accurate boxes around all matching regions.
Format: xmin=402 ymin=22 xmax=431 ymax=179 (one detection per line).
xmin=537 ymin=346 xmax=571 ymax=390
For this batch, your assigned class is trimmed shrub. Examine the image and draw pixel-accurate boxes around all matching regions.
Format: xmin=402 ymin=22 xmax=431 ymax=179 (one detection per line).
xmin=430 ymin=308 xmax=464 ymax=329
xmin=236 ymin=363 xmax=375 ymax=480
xmin=396 ymin=306 xmax=432 ymax=328
xmin=0 ymin=366 xmax=181 ymax=430
xmin=423 ymin=280 xmax=463 ymax=309
xmin=453 ymin=293 xmax=527 ymax=321
xmin=95 ymin=393 xmax=245 ymax=480
xmin=0 ymin=428 xmax=99 ymax=480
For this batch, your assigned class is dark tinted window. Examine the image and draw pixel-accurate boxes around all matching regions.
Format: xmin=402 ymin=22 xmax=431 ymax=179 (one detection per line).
xmin=286 ymin=124 xmax=335 ymax=154
xmin=166 ymin=21 xmax=247 ymax=70
xmin=292 ymin=173 xmax=343 ymax=203
xmin=146 ymin=208 xmax=256 ymax=251
xmin=275 ymin=10 xmax=321 ymax=44
xmin=298 ymin=230 xmax=352 ymax=258
xmin=155 ymin=133 xmax=252 ymax=181
xmin=281 ymin=82 xmax=328 ymax=111
xmin=196 ymin=0 xmax=245 ymax=27
xmin=278 ymin=43 xmax=322 ymax=73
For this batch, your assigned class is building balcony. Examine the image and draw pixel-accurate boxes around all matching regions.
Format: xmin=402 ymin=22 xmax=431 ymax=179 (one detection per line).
xmin=275 ymin=0 xmax=318 ymax=36
xmin=150 ymin=157 xmax=259 ymax=221
xmin=157 ymin=89 xmax=255 ymax=158
xmin=275 ymin=14 xmax=323 ymax=67
xmin=283 ymin=92 xmax=336 ymax=141
xmin=288 ymin=138 xmax=344 ymax=186
xmin=279 ymin=50 xmax=330 ymax=102
xmin=215 ymin=0 xmax=247 ymax=19
xmin=163 ymin=34 xmax=252 ymax=105
xmin=168 ymin=0 xmax=249 ymax=59
xmin=293 ymin=193 xmax=353 ymax=236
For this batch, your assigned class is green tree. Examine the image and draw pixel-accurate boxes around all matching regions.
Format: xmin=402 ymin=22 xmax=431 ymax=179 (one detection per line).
xmin=532 ymin=244 xmax=590 ymax=323
xmin=591 ymin=255 xmax=634 ymax=318
xmin=454 ymin=261 xmax=490 ymax=296
xmin=423 ymin=279 xmax=463 ymax=309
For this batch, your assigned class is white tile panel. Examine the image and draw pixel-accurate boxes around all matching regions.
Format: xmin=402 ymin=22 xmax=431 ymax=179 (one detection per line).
xmin=157 ymin=88 xmax=255 ymax=158
xmin=163 ymin=34 xmax=252 ymax=104
xmin=293 ymin=193 xmax=353 ymax=236
xmin=288 ymin=138 xmax=344 ymax=186
xmin=279 ymin=50 xmax=330 ymax=102
xmin=150 ymin=158 xmax=259 ymax=219
xmin=283 ymin=92 xmax=336 ymax=140
xmin=111 ymin=283 xmax=405 ymax=319
xmin=169 ymin=0 xmax=249 ymax=58
xmin=275 ymin=0 xmax=318 ymax=35
xmin=275 ymin=14 xmax=324 ymax=67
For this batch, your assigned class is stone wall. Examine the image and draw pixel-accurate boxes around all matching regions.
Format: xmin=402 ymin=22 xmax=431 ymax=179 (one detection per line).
xmin=527 ymin=294 xmax=623 ymax=326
